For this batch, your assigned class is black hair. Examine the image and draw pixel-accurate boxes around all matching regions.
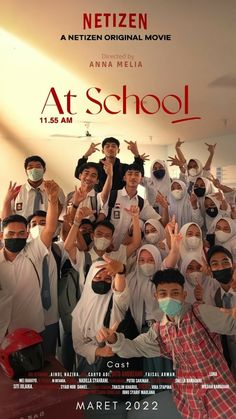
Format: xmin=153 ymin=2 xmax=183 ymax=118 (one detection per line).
xmin=206 ymin=245 xmax=233 ymax=265
xmin=79 ymin=219 xmax=93 ymax=227
xmin=2 ymin=215 xmax=28 ymax=230
xmin=27 ymin=211 xmax=47 ymax=225
xmin=24 ymin=156 xmax=46 ymax=169
xmin=124 ymin=163 xmax=143 ymax=175
xmin=93 ymin=220 xmax=115 ymax=234
xmin=102 ymin=137 xmax=120 ymax=148
xmin=152 ymin=268 xmax=185 ymax=288
xmin=77 ymin=162 xmax=101 ymax=179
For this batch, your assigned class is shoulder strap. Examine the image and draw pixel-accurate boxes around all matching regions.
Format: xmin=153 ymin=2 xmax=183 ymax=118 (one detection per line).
xmin=137 ymin=195 xmax=144 ymax=212
xmin=103 ymin=295 xmax=114 ymax=328
xmin=51 ymin=243 xmax=62 ymax=280
xmin=84 ymin=251 xmax=92 ymax=280
xmin=214 ymin=287 xmax=223 ymax=308
xmin=191 ymin=306 xmax=222 ymax=353
xmin=90 ymin=193 xmax=98 ymax=215
xmin=107 ymin=190 xmax=118 ymax=221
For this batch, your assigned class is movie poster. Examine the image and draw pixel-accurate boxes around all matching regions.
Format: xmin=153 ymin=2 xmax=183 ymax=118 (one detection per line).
xmin=1 ymin=1 xmax=236 ymax=418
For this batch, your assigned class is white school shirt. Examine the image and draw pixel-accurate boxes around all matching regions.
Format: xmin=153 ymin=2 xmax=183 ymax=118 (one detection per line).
xmin=0 ymin=238 xmax=48 ymax=341
xmin=70 ymin=245 xmax=127 ymax=294
xmin=14 ymin=181 xmax=65 ymax=219
xmin=100 ymin=188 xmax=161 ymax=248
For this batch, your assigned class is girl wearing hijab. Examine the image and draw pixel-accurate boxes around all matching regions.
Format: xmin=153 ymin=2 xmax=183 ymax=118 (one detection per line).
xmin=168 ymin=179 xmax=193 ymax=228
xmin=179 ymin=222 xmax=204 ymax=262
xmin=192 ymin=193 xmax=231 ymax=233
xmin=143 ymin=218 xmax=168 ymax=259
xmin=142 ymin=159 xmax=171 ymax=214
xmin=72 ymin=259 xmax=130 ymax=372
xmin=127 ymin=243 xmax=174 ymax=374
xmin=180 ymin=253 xmax=218 ymax=304
xmin=208 ymin=216 xmax=236 ymax=262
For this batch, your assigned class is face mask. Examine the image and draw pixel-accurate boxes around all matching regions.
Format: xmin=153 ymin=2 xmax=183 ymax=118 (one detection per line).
xmin=153 ymin=169 xmax=165 ymax=179
xmin=187 ymin=271 xmax=203 ymax=286
xmin=94 ymin=237 xmax=111 ymax=251
xmin=139 ymin=263 xmax=156 ymax=276
xmin=194 ymin=187 xmax=206 ymax=197
xmin=215 ymin=230 xmax=230 ymax=244
xmin=188 ymin=168 xmax=198 ymax=177
xmin=186 ymin=236 xmax=201 ymax=249
xmin=83 ymin=232 xmax=92 ymax=246
xmin=30 ymin=225 xmax=44 ymax=239
xmin=145 ymin=232 xmax=159 ymax=244
xmin=158 ymin=297 xmax=182 ymax=317
xmin=171 ymin=189 xmax=183 ymax=200
xmin=5 ymin=238 xmax=27 ymax=253
xmin=212 ymin=268 xmax=233 ymax=284
xmin=27 ymin=168 xmax=44 ymax=182
xmin=92 ymin=280 xmax=111 ymax=294
xmin=206 ymin=207 xmax=218 ymax=218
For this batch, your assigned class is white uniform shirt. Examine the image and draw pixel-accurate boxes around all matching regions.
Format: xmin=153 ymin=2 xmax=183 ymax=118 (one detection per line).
xmin=13 ymin=181 xmax=65 ymax=219
xmin=0 ymin=238 xmax=48 ymax=341
xmin=100 ymin=188 xmax=161 ymax=248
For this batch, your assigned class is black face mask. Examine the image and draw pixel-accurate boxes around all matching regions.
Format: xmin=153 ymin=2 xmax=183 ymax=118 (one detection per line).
xmin=206 ymin=207 xmax=218 ymax=218
xmin=194 ymin=187 xmax=206 ymax=197
xmin=83 ymin=233 xmax=92 ymax=246
xmin=5 ymin=238 xmax=27 ymax=253
xmin=92 ymin=280 xmax=111 ymax=295
xmin=153 ymin=169 xmax=165 ymax=179
xmin=212 ymin=268 xmax=233 ymax=284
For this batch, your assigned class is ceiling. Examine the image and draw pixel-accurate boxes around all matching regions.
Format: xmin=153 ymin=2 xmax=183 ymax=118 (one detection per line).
xmin=1 ymin=0 xmax=236 ymax=155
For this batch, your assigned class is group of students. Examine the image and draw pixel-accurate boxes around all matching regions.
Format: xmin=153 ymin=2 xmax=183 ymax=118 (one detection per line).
xmin=1 ymin=137 xmax=236 ymax=418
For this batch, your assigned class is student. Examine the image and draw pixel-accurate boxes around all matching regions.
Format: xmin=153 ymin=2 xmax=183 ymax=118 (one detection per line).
xmin=64 ymin=205 xmax=141 ymax=294
xmin=97 ymin=268 xmax=236 ymax=419
xmin=99 ymin=163 xmax=169 ymax=249
xmin=192 ymin=192 xmax=231 ymax=233
xmin=168 ymin=179 xmax=193 ymax=228
xmin=74 ymin=138 xmax=146 ymax=191
xmin=208 ymin=217 xmax=236 ymax=262
xmin=141 ymin=159 xmax=171 ymax=214
xmin=206 ymin=245 xmax=236 ymax=378
xmin=0 ymin=181 xmax=59 ymax=353
xmin=179 ymin=222 xmax=204 ymax=261
xmin=1 ymin=156 xmax=65 ymax=219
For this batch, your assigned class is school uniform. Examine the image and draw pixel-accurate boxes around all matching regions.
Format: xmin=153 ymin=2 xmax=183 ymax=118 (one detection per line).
xmin=108 ymin=302 xmax=236 ymax=419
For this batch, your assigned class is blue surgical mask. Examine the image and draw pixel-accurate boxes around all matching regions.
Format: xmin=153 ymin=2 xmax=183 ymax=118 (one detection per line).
xmin=158 ymin=297 xmax=182 ymax=317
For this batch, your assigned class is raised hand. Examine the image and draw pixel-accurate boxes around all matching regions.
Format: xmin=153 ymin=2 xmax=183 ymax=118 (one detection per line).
xmin=189 ymin=192 xmax=198 ymax=209
xmin=200 ymin=257 xmax=211 ymax=277
xmin=84 ymin=142 xmax=101 ymax=157
xmin=156 ymin=191 xmax=169 ymax=209
xmin=102 ymin=160 xmax=113 ymax=176
xmin=212 ymin=190 xmax=224 ymax=203
xmin=96 ymin=255 xmax=125 ymax=276
xmin=205 ymin=143 xmax=217 ymax=155
xmin=207 ymin=173 xmax=221 ymax=189
xmin=219 ymin=307 xmax=236 ymax=319
xmin=73 ymin=186 xmax=87 ymax=205
xmin=75 ymin=207 xmax=95 ymax=222
xmin=167 ymin=222 xmax=182 ymax=251
xmin=124 ymin=205 xmax=140 ymax=218
xmin=44 ymin=180 xmax=59 ymax=200
xmin=4 ymin=181 xmax=19 ymax=202
xmin=96 ymin=322 xmax=119 ymax=344
xmin=167 ymin=155 xmax=183 ymax=167
xmin=139 ymin=153 xmax=150 ymax=161
xmin=176 ymin=138 xmax=185 ymax=148
xmin=124 ymin=140 xmax=139 ymax=157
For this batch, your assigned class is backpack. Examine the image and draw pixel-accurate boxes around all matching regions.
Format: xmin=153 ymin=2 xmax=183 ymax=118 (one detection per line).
xmin=58 ymin=252 xmax=92 ymax=333
xmin=106 ymin=189 xmax=144 ymax=221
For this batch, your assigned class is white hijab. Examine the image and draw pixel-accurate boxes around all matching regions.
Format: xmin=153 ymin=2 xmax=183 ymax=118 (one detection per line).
xmin=168 ymin=179 xmax=193 ymax=228
xmin=208 ymin=216 xmax=236 ymax=259
xmin=180 ymin=253 xmax=217 ymax=304
xmin=126 ymin=244 xmax=163 ymax=332
xmin=72 ymin=261 xmax=117 ymax=339
xmin=143 ymin=159 xmax=171 ymax=207
xmin=179 ymin=222 xmax=204 ymax=261
xmin=187 ymin=158 xmax=203 ymax=182
xmin=193 ymin=177 xmax=215 ymax=213
xmin=204 ymin=194 xmax=231 ymax=232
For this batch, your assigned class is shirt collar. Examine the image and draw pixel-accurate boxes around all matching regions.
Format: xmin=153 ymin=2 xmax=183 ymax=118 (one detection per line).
xmin=26 ymin=180 xmax=44 ymax=192
xmin=121 ymin=187 xmax=138 ymax=198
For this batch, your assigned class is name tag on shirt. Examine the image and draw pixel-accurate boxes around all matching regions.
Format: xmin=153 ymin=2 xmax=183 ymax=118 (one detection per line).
xmin=16 ymin=202 xmax=23 ymax=211
xmin=113 ymin=210 xmax=120 ymax=219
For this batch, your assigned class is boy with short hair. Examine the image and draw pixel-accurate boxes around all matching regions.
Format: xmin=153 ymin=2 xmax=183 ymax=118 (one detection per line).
xmin=97 ymin=268 xmax=236 ymax=418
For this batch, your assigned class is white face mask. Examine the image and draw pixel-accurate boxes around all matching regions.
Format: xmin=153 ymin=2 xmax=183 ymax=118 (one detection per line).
xmin=171 ymin=189 xmax=183 ymax=200
xmin=145 ymin=232 xmax=159 ymax=244
xmin=187 ymin=271 xmax=203 ymax=286
xmin=30 ymin=224 xmax=44 ymax=239
xmin=27 ymin=168 xmax=44 ymax=182
xmin=139 ymin=263 xmax=156 ymax=277
xmin=186 ymin=236 xmax=201 ymax=249
xmin=188 ymin=168 xmax=198 ymax=177
xmin=94 ymin=237 xmax=111 ymax=251
xmin=215 ymin=230 xmax=230 ymax=243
